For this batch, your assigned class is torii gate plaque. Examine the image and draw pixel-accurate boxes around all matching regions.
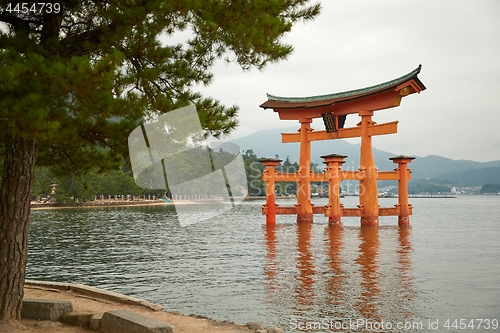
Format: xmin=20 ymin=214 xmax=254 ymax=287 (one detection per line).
xmin=259 ymin=66 xmax=426 ymax=226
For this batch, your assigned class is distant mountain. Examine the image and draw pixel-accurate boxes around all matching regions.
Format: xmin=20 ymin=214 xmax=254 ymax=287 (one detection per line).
xmin=231 ymin=127 xmax=500 ymax=186
xmin=437 ymin=167 xmax=500 ymax=186
xmin=409 ymin=155 xmax=498 ymax=179
xmin=231 ymin=126 xmax=385 ymax=171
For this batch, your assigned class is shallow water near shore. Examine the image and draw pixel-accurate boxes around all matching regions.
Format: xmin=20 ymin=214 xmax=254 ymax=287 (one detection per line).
xmin=27 ymin=196 xmax=500 ymax=332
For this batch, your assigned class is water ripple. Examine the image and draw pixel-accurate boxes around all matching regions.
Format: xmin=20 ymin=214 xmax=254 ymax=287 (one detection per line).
xmin=27 ymin=196 xmax=500 ymax=331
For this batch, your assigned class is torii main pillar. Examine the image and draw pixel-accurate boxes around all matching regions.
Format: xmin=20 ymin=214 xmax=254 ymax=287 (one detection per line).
xmin=297 ymin=118 xmax=313 ymax=223
xmin=359 ymin=110 xmax=379 ymax=225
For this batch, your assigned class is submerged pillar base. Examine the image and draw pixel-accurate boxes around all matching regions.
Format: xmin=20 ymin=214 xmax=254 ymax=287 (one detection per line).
xmin=328 ymin=217 xmax=342 ymax=226
xmin=398 ymin=216 xmax=410 ymax=226
xmin=264 ymin=203 xmax=277 ymax=224
xmin=361 ymin=216 xmax=379 ymax=226
xmin=266 ymin=215 xmax=277 ymax=224
xmin=297 ymin=213 xmax=313 ymax=223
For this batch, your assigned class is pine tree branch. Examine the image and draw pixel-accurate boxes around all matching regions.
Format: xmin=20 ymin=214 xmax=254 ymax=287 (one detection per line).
xmin=0 ymin=13 xmax=40 ymax=27
xmin=39 ymin=11 xmax=63 ymax=52
xmin=59 ymin=21 xmax=118 ymax=57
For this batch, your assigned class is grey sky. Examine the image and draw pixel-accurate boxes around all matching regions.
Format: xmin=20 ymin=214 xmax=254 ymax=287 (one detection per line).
xmin=202 ymin=0 xmax=500 ymax=162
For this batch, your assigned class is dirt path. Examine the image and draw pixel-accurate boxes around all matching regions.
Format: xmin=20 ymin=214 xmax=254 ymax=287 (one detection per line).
xmin=0 ymin=282 xmax=256 ymax=333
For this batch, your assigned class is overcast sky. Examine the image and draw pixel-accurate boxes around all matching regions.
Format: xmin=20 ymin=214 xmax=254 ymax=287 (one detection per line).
xmin=201 ymin=0 xmax=500 ymax=162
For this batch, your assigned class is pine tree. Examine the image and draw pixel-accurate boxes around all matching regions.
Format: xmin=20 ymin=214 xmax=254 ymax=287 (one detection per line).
xmin=0 ymin=0 xmax=320 ymax=322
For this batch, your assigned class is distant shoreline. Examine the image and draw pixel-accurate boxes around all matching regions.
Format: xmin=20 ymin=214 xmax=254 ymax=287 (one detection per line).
xmin=30 ymin=194 xmax=468 ymax=211
xmin=30 ymin=196 xmax=271 ymax=210
xmin=30 ymin=199 xmax=198 ymax=210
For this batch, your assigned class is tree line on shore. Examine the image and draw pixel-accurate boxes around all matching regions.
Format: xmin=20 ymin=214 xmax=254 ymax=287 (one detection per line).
xmin=35 ymin=148 xmax=499 ymax=204
xmin=33 ymin=147 xmax=247 ymax=203
xmin=32 ymin=149 xmax=331 ymax=203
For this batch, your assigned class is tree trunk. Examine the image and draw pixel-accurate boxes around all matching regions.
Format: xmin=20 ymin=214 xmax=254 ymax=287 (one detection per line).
xmin=0 ymin=134 xmax=37 ymax=321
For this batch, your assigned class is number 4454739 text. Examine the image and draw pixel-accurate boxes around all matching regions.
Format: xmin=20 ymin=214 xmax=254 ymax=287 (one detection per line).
xmin=5 ymin=3 xmax=61 ymax=14
xmin=443 ymin=319 xmax=498 ymax=330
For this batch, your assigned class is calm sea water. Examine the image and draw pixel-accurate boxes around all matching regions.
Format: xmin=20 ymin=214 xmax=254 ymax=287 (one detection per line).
xmin=27 ymin=196 xmax=500 ymax=332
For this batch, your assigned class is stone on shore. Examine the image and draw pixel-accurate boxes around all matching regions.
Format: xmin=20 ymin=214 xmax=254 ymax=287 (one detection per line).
xmin=101 ymin=309 xmax=174 ymax=333
xmin=61 ymin=311 xmax=94 ymax=328
xmin=21 ymin=298 xmax=73 ymax=321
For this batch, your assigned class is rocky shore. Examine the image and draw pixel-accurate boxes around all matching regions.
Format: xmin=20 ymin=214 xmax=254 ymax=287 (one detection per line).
xmin=1 ymin=280 xmax=284 ymax=333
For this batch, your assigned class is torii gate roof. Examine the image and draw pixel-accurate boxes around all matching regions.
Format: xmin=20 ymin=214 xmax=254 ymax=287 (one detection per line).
xmin=260 ymin=65 xmax=426 ymax=119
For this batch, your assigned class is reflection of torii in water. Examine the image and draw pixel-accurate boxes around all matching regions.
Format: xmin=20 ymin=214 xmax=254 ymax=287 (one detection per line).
xmin=262 ymin=223 xmax=416 ymax=325
xmin=259 ymin=66 xmax=426 ymax=226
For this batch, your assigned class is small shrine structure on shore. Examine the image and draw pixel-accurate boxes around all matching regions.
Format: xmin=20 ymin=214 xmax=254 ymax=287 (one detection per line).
xmin=258 ymin=65 xmax=426 ymax=226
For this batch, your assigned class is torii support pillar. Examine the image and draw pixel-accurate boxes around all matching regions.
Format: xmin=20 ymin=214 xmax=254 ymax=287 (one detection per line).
xmin=296 ymin=118 xmax=313 ymax=223
xmin=390 ymin=156 xmax=415 ymax=226
xmin=259 ymin=158 xmax=282 ymax=224
xmin=359 ymin=110 xmax=379 ymax=226
xmin=321 ymin=154 xmax=347 ymax=226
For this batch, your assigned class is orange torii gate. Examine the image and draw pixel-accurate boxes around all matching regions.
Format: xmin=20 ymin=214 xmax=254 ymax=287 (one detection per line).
xmin=259 ymin=66 xmax=426 ymax=226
